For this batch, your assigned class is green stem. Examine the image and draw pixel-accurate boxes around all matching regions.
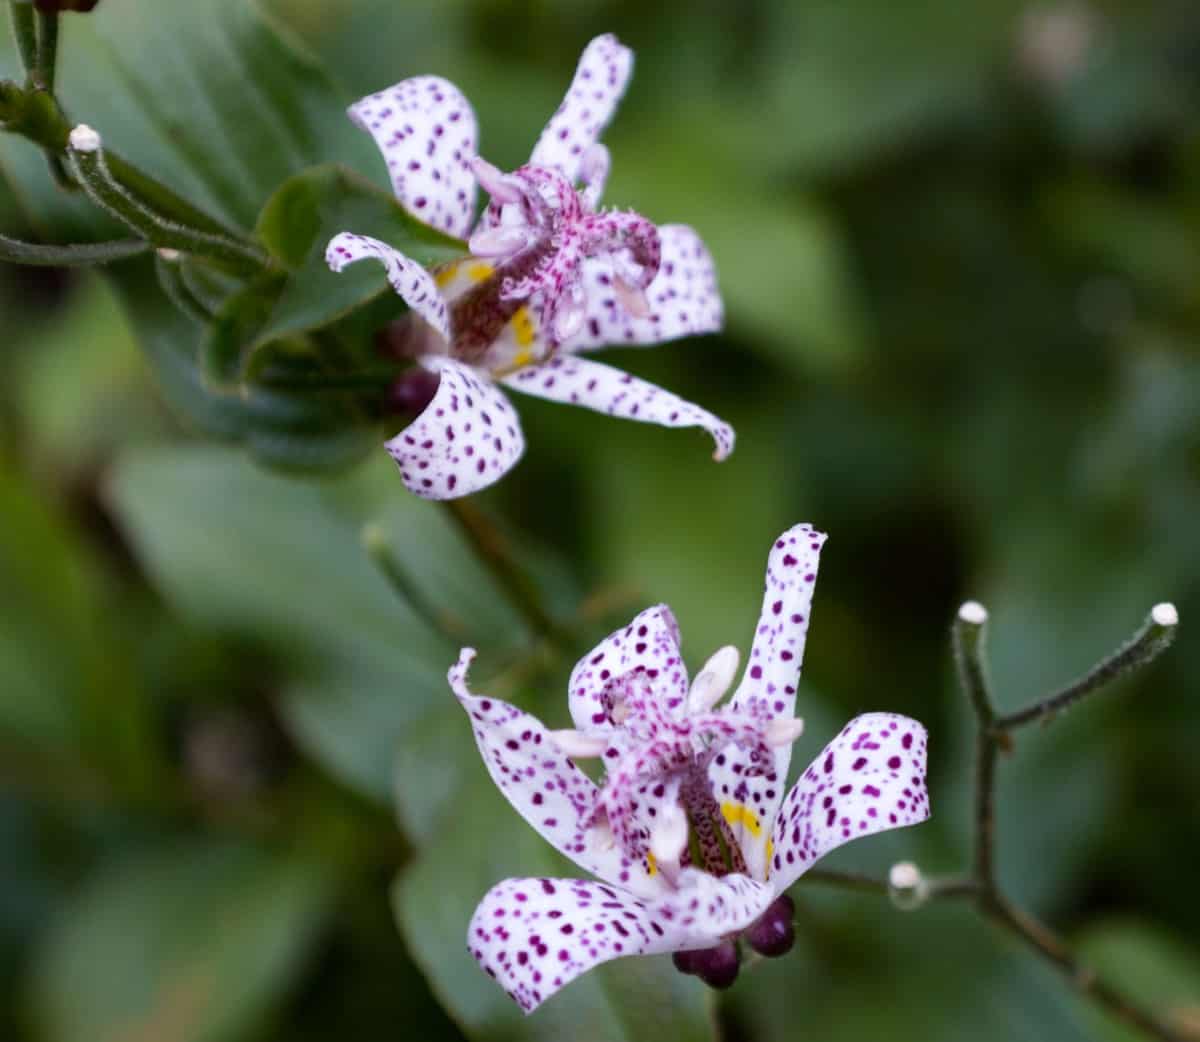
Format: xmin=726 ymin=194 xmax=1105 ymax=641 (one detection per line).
xmin=995 ymin=605 xmax=1179 ymax=730
xmin=0 ymin=231 xmax=149 ymax=265
xmin=8 ymin=3 xmax=37 ymax=78
xmin=67 ymin=129 xmax=265 ymax=274
xmin=155 ymin=250 xmax=212 ymax=324
xmin=33 ymin=7 xmax=56 ymax=90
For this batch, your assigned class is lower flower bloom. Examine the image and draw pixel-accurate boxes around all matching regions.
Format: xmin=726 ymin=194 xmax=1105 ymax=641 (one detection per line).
xmin=451 ymin=524 xmax=930 ymax=1012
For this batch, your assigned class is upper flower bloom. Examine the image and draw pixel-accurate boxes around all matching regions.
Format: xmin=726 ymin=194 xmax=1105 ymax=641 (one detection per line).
xmin=450 ymin=524 xmax=930 ymax=1012
xmin=325 ymin=34 xmax=731 ymax=499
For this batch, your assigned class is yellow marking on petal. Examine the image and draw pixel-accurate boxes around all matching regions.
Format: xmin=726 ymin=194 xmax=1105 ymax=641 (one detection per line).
xmin=721 ymin=801 xmax=762 ymax=838
xmin=511 ymin=306 xmax=536 ymax=348
xmin=434 ymin=262 xmax=462 ymax=288
xmin=645 ymin=852 xmax=658 ymax=876
xmin=766 ymin=838 xmax=775 ymax=867
xmin=467 ymin=262 xmax=496 ymax=282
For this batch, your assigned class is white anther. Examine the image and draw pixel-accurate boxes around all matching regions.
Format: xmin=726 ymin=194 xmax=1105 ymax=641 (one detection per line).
xmin=156 ymin=248 xmax=182 ymax=263
xmin=687 ymin=645 xmax=740 ymax=714
xmin=764 ymin=717 xmax=805 ymax=748
xmin=68 ymin=124 xmax=101 ymax=153
xmin=589 ymin=818 xmax=616 ymax=852
xmin=958 ymin=600 xmax=988 ymax=625
xmin=469 ymin=156 xmax=523 ymax=205
xmin=610 ymin=698 xmax=630 ymax=725
xmin=1152 ymin=602 xmax=1179 ymax=627
xmin=649 ymin=802 xmax=689 ymax=884
xmin=553 ymin=284 xmax=587 ymax=342
xmin=467 ymin=225 xmax=531 ymax=259
xmin=613 ymin=275 xmax=651 ymax=319
xmin=548 ymin=729 xmax=609 ymax=759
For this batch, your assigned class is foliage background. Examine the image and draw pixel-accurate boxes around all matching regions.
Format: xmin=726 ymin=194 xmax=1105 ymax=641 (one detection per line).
xmin=2 ymin=0 xmax=1199 ymax=1039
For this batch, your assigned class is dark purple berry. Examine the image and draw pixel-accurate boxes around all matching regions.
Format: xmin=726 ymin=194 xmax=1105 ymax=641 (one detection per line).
xmin=692 ymin=940 xmax=739 ymax=990
xmin=387 ymin=367 xmax=440 ymax=416
xmin=744 ymin=894 xmax=795 ymax=957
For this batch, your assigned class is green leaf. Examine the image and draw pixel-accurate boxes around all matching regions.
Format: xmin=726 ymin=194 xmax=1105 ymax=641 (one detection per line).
xmin=0 ymin=0 xmax=379 ymax=239
xmin=106 ymin=256 xmax=380 ymax=472
xmin=106 ymin=446 xmax=533 ymax=806
xmin=394 ymin=767 xmax=716 ymax=1042
xmin=26 ymin=840 xmax=334 ymax=1042
xmin=254 ymin=164 xmax=464 ymax=346
xmin=1076 ymin=920 xmax=1200 ymax=1042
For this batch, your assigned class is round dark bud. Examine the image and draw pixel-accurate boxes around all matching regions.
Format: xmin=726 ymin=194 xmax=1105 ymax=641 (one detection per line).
xmin=744 ymin=894 xmax=795 ymax=958
xmin=33 ymin=0 xmax=102 ymax=12
xmin=671 ymin=949 xmax=700 ymax=976
xmin=386 ymin=367 xmax=440 ymax=416
xmin=692 ymin=940 xmax=740 ymax=990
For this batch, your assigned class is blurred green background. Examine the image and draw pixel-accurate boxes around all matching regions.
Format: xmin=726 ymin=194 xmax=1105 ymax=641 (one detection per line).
xmin=2 ymin=1 xmax=1199 ymax=1039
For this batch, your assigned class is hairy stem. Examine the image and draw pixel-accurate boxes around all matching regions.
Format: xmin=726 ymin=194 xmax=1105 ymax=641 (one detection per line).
xmin=34 ymin=7 xmax=57 ymax=91
xmin=995 ymin=605 xmax=1178 ymax=730
xmin=9 ymin=3 xmax=37 ymax=77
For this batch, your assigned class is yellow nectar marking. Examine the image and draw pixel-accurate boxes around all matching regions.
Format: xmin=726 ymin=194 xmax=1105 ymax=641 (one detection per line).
xmin=434 ymin=262 xmax=462 ymax=288
xmin=511 ymin=305 xmax=536 ymax=348
xmin=765 ymin=838 xmax=775 ymax=867
xmin=721 ymin=802 xmax=762 ymax=839
xmin=645 ymin=852 xmax=658 ymax=876
xmin=467 ymin=262 xmax=496 ymax=282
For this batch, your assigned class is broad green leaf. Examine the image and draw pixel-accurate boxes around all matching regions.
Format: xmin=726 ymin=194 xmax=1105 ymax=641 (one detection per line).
xmin=106 ymin=256 xmax=380 ymax=472
xmin=254 ymin=164 xmax=463 ymax=346
xmin=106 ymin=446 xmax=533 ymax=806
xmin=1076 ymin=920 xmax=1200 ymax=1042
xmin=26 ymin=840 xmax=334 ymax=1042
xmin=394 ymin=766 xmax=715 ymax=1042
xmin=0 ymin=0 xmax=378 ymax=240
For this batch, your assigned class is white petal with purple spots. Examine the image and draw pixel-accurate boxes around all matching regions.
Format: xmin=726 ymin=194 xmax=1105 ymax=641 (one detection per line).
xmin=501 ymin=355 xmax=734 ymax=461
xmin=450 ymin=649 xmax=664 ymax=899
xmin=567 ymin=605 xmax=688 ymax=732
xmin=326 ymin=233 xmax=450 ymax=340
xmin=769 ymin=714 xmax=930 ymax=894
xmin=560 ymin=225 xmax=723 ymax=351
xmin=347 ymin=75 xmax=478 ymax=237
xmin=384 ymin=357 xmax=524 ymax=499
xmin=468 ymin=869 xmax=772 ymax=1013
xmin=529 ymin=34 xmax=633 ymax=187
xmin=708 ymin=525 xmax=826 ymax=878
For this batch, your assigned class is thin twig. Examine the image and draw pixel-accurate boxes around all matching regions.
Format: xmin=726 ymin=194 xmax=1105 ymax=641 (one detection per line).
xmin=994 ymin=604 xmax=1179 ymax=730
xmin=33 ymin=7 xmax=57 ymax=91
xmin=9 ymin=3 xmax=38 ymax=77
xmin=442 ymin=498 xmax=563 ymax=643
xmin=980 ymin=893 xmax=1186 ymax=1042
xmin=954 ymin=601 xmax=999 ymax=889
xmin=953 ymin=599 xmax=1187 ymax=1042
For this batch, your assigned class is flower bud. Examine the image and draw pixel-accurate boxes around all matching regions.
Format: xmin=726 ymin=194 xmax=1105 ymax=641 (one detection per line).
xmin=386 ymin=368 xmax=440 ymax=416
xmin=743 ymin=894 xmax=795 ymax=957
xmin=683 ymin=940 xmax=739 ymax=990
xmin=887 ymin=861 xmax=930 ymax=911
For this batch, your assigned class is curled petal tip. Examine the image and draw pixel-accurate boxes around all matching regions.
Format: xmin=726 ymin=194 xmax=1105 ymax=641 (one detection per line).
xmin=1152 ymin=602 xmax=1179 ymax=627
xmin=958 ymin=600 xmax=988 ymax=625
xmin=549 ymin=729 xmax=609 ymax=759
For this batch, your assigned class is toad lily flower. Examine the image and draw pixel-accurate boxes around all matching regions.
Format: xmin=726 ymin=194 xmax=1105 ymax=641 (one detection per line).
xmin=325 ymin=34 xmax=731 ymax=499
xmin=451 ymin=524 xmax=930 ymax=1012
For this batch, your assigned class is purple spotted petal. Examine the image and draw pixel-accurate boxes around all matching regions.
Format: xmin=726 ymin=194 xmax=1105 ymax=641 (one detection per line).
xmin=708 ymin=524 xmax=826 ymax=878
xmin=450 ymin=649 xmax=663 ymax=899
xmin=501 ymin=355 xmax=734 ymax=461
xmin=347 ymin=76 xmax=478 ymax=237
xmin=326 ymin=233 xmax=450 ymax=340
xmin=567 ymin=605 xmax=688 ymax=732
xmin=768 ymin=714 xmax=930 ymax=894
xmin=529 ymin=34 xmax=633 ymax=187
xmin=468 ymin=869 xmax=773 ymax=1013
xmin=384 ymin=358 xmax=524 ymax=499
xmin=560 ymin=225 xmax=723 ymax=351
